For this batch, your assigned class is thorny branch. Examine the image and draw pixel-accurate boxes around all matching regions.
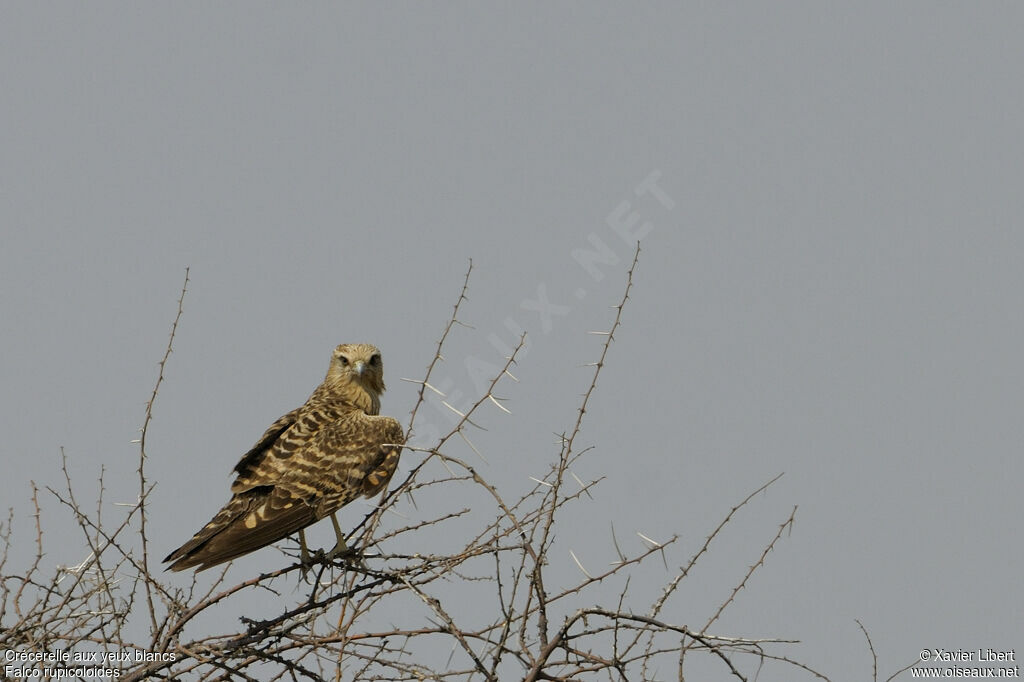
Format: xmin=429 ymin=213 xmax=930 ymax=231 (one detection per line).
xmin=0 ymin=249 xmax=873 ymax=681
xmin=137 ymin=266 xmax=189 ymax=640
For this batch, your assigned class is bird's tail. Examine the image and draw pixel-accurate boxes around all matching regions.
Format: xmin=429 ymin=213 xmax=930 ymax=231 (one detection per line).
xmin=163 ymin=489 xmax=316 ymax=572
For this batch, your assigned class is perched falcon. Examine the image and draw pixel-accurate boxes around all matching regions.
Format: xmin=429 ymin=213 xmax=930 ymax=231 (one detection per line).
xmin=164 ymin=343 xmax=404 ymax=572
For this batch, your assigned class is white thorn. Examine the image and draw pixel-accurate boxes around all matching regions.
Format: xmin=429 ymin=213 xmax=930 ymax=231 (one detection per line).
xmin=441 ymin=401 xmax=466 ymax=418
xmin=488 ymin=394 xmax=511 ymax=414
xmin=458 ymin=429 xmax=489 ymax=464
xmin=423 ymin=381 xmax=446 ymax=397
xmin=637 ymin=532 xmax=662 ymax=548
xmin=402 ymin=378 xmax=447 ymax=397
xmin=570 ymin=550 xmax=593 ymax=579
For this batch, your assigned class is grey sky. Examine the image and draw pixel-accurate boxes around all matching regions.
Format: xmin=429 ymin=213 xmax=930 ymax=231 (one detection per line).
xmin=2 ymin=3 xmax=1021 ymax=678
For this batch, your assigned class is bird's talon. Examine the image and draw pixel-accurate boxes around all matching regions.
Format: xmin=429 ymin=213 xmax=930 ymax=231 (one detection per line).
xmin=324 ymin=544 xmax=349 ymax=563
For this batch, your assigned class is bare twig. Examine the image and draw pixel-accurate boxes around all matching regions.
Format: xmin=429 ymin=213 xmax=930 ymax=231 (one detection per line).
xmin=138 ymin=267 xmax=190 ymax=638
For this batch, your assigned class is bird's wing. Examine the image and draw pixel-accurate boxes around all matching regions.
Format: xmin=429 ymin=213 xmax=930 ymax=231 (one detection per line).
xmin=358 ymin=416 xmax=405 ymax=498
xmin=230 ymin=407 xmax=301 ymax=485
xmin=279 ymin=411 xmax=405 ymax=518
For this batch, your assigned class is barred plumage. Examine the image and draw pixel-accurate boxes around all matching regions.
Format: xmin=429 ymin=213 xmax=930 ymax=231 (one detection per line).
xmin=164 ymin=344 xmax=404 ymax=572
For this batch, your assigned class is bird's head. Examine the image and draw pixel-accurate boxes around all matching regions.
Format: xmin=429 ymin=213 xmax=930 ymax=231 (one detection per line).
xmin=326 ymin=343 xmax=386 ymax=403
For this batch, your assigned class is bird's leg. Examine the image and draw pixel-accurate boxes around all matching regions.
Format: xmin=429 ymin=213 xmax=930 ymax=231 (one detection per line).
xmin=298 ymin=529 xmax=317 ymax=579
xmin=325 ymin=513 xmax=351 ymax=561
xmin=299 ymin=529 xmax=311 ymax=564
xmin=326 ymin=513 xmax=368 ymax=570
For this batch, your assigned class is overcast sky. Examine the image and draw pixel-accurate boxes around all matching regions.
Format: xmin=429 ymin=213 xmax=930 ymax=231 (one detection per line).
xmin=2 ymin=4 xmax=1021 ymax=679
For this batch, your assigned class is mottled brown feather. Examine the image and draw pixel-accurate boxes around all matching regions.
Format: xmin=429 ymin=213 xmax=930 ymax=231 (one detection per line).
xmin=164 ymin=344 xmax=404 ymax=572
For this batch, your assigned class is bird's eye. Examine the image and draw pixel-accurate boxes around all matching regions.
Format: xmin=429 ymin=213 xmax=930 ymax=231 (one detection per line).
xmin=338 ymin=356 xmax=349 ymax=366
xmin=369 ymin=354 xmax=380 ymax=365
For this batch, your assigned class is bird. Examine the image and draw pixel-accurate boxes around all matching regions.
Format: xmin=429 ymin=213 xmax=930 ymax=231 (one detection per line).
xmin=164 ymin=343 xmax=404 ymax=572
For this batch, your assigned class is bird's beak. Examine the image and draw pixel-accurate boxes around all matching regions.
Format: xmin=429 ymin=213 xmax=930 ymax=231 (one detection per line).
xmin=353 ymin=360 xmax=366 ymax=375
